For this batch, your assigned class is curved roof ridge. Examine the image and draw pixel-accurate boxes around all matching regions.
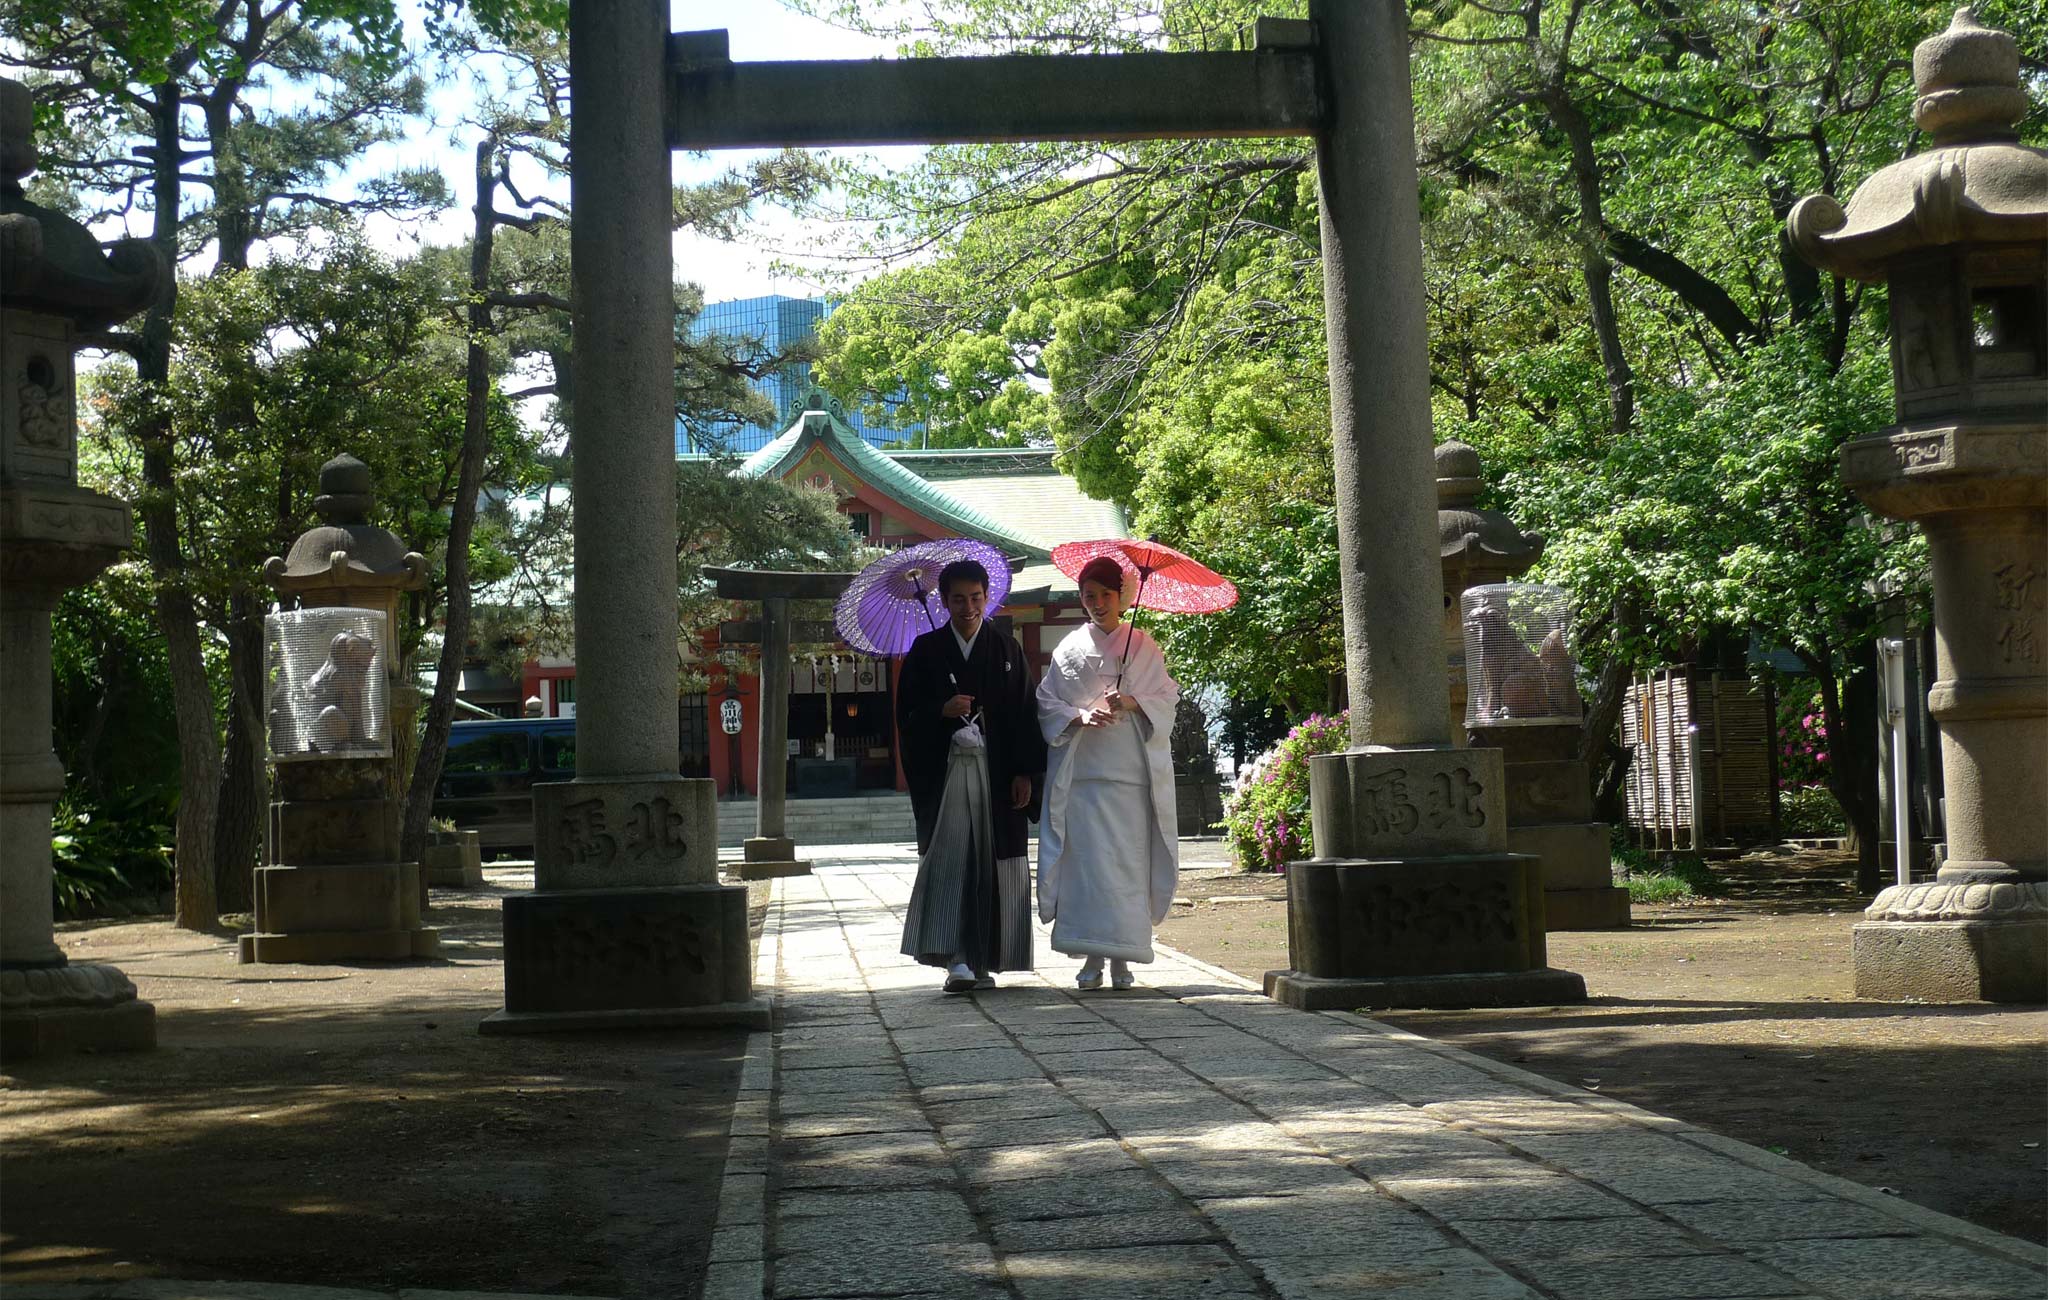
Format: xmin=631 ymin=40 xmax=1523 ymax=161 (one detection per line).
xmin=739 ymin=404 xmax=1051 ymax=559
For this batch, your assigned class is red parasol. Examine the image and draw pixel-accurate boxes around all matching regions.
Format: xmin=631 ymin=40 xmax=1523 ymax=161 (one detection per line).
xmin=1050 ymin=538 xmax=1239 ymax=615
xmin=1050 ymin=538 xmax=1237 ymax=682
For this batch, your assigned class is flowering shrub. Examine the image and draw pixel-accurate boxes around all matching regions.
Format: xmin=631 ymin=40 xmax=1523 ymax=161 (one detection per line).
xmin=1221 ymin=711 xmax=1350 ymax=873
xmin=1775 ymin=681 xmax=1830 ymax=787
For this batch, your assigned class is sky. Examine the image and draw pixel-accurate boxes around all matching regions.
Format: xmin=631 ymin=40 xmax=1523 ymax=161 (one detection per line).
xmin=352 ymin=1 xmax=923 ymax=306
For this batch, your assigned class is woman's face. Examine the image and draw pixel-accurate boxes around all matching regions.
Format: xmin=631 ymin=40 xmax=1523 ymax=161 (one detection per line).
xmin=1081 ymin=578 xmax=1125 ymax=629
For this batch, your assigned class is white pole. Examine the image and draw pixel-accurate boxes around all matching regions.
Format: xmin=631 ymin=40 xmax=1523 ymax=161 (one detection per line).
xmin=1879 ymin=638 xmax=1911 ymax=888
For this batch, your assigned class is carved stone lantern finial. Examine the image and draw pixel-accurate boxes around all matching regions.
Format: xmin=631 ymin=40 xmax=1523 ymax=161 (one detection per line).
xmin=1787 ymin=11 xmax=2046 ymax=1002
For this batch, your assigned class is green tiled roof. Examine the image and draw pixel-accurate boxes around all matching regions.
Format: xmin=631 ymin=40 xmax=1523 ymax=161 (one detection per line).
xmin=740 ymin=405 xmax=1053 ymax=559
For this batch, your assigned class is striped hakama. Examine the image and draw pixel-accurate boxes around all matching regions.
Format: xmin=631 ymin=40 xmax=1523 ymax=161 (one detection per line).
xmin=900 ymin=743 xmax=1033 ymax=972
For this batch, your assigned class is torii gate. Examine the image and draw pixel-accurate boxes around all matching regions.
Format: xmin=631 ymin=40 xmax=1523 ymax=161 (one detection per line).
xmin=503 ymin=0 xmax=1581 ymax=1030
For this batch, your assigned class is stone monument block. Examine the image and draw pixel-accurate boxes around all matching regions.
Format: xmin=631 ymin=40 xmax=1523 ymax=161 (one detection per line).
xmin=272 ymin=800 xmax=397 ymax=865
xmin=497 ymin=885 xmax=754 ymax=1017
xmin=485 ymin=774 xmax=767 ymax=1033
xmin=1286 ymin=854 xmax=1545 ymax=975
xmin=533 ymin=776 xmax=718 ymax=890
xmin=1309 ymin=746 xmax=1508 ymax=859
xmin=253 ymin=863 xmax=422 ymax=934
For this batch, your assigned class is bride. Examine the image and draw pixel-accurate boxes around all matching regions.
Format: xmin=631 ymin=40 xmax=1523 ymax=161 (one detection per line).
xmin=1034 ymin=556 xmax=1181 ymax=991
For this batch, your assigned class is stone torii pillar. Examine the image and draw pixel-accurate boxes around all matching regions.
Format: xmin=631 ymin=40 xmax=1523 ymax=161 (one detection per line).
xmin=0 ymin=76 xmax=168 ymax=1058
xmin=482 ymin=2 xmax=761 ymax=1033
xmin=705 ymin=566 xmax=855 ymax=880
xmin=1789 ymin=8 xmax=2046 ymax=1002
xmin=560 ymin=0 xmax=1578 ymax=1014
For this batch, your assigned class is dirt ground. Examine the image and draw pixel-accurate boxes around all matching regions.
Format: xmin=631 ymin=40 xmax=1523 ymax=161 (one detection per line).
xmin=1158 ymin=844 xmax=2048 ymax=1246
xmin=5 ymin=849 xmax=2043 ymax=1298
xmin=0 ymin=875 xmax=768 ymax=1298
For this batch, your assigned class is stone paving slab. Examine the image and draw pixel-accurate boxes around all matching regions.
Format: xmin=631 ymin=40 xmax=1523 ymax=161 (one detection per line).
xmin=742 ymin=847 xmax=2048 ymax=1300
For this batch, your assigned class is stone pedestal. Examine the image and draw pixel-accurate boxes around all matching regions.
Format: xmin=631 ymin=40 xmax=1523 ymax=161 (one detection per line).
xmin=1472 ymin=723 xmax=1630 ymax=930
xmin=739 ymin=835 xmax=811 ymax=880
xmin=482 ymin=776 xmax=767 ymax=1033
xmin=423 ymin=830 xmax=485 ymax=888
xmin=1264 ymin=747 xmax=1586 ymax=1010
xmin=239 ymin=757 xmax=439 ymax=963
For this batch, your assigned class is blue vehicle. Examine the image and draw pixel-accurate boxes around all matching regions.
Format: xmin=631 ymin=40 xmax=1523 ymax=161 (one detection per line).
xmin=431 ymin=718 xmax=576 ymax=858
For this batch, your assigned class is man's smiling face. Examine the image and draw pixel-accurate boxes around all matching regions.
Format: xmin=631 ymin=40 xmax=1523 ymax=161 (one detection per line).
xmin=945 ymin=580 xmax=988 ymax=640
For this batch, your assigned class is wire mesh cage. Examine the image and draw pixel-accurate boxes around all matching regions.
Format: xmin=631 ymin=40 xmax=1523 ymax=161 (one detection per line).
xmin=266 ymin=607 xmax=391 ymax=760
xmin=1461 ymin=583 xmax=1584 ymax=727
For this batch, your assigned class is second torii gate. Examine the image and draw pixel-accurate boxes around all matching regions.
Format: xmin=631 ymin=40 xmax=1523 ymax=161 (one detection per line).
xmin=705 ymin=565 xmax=853 ymax=880
xmin=529 ymin=1 xmax=1582 ymax=1027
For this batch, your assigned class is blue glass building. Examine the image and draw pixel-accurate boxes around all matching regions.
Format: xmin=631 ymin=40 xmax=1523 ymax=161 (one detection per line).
xmin=678 ymin=294 xmax=919 ymax=455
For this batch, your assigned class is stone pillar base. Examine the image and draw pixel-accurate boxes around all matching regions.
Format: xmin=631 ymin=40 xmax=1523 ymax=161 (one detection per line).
xmin=1852 ymin=879 xmax=2048 ymax=1002
xmin=1265 ymin=966 xmax=1588 ymax=1012
xmin=1268 ymin=853 xmax=1588 ymax=1011
xmin=740 ymin=835 xmax=811 ymax=879
xmin=0 ymin=963 xmax=156 ymax=1061
xmin=482 ymin=883 xmax=766 ymax=1033
xmin=239 ymin=862 xmax=439 ymax=964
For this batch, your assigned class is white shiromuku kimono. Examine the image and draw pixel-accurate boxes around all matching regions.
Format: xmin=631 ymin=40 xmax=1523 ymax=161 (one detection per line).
xmin=1035 ymin=620 xmax=1180 ymax=962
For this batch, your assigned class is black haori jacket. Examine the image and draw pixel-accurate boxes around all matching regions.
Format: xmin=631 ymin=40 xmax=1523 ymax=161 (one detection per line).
xmin=895 ymin=622 xmax=1046 ymax=859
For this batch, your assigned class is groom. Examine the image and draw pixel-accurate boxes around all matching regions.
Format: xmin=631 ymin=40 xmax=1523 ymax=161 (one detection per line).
xmin=895 ymin=558 xmax=1044 ymax=992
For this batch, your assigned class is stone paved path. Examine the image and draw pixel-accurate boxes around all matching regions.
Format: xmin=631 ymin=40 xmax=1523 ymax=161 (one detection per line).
xmin=712 ymin=847 xmax=2048 ymax=1300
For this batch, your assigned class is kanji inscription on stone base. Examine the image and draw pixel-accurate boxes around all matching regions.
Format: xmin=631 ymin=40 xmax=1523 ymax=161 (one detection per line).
xmin=1309 ymin=746 xmax=1510 ymax=860
xmin=534 ymin=778 xmax=718 ymax=890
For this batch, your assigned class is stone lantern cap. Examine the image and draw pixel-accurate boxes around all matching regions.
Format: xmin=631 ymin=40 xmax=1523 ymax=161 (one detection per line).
xmin=1436 ymin=440 xmax=1544 ymax=577
xmin=265 ymin=454 xmax=428 ymax=597
xmin=1788 ymin=9 xmax=2046 ymax=281
xmin=0 ymin=78 xmax=168 ymax=329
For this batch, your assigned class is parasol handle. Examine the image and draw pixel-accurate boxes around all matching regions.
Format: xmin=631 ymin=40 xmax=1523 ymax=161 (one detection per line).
xmin=1115 ymin=565 xmax=1152 ymax=690
xmin=913 ymin=575 xmax=962 ymax=692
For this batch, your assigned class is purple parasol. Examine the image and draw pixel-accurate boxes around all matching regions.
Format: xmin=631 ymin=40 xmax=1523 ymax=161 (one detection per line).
xmin=835 ymin=538 xmax=1012 ymax=656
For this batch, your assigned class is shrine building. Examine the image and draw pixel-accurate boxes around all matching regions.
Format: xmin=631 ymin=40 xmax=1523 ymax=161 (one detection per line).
xmin=516 ymin=398 xmax=1128 ymax=800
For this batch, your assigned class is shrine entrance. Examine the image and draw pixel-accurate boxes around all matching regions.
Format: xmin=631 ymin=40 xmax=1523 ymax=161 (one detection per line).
xmin=494 ymin=1 xmax=1582 ymax=1032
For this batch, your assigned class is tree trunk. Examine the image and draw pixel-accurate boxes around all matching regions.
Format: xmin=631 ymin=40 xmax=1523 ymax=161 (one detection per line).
xmin=401 ymin=137 xmax=502 ymax=862
xmin=212 ymin=593 xmax=267 ymax=913
xmin=1819 ymin=639 xmax=1883 ymax=894
xmin=137 ymin=86 xmax=221 ymax=930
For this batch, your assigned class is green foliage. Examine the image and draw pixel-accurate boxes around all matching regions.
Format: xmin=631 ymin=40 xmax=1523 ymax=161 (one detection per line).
xmin=1781 ymin=785 xmax=1850 ymax=837
xmin=51 ymin=577 xmax=183 ymax=807
xmin=1220 ymin=711 xmax=1349 ymax=873
xmin=51 ymin=792 xmax=176 ymax=919
xmin=1610 ymin=834 xmax=1718 ymax=904
xmin=800 ymin=0 xmax=1999 ymax=770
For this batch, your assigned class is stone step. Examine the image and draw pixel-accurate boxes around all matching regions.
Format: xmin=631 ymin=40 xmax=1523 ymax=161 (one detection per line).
xmin=715 ymin=795 xmax=918 ymax=847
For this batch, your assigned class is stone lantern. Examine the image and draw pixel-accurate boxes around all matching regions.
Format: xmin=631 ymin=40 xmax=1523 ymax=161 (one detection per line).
xmin=239 ymin=453 xmax=438 ymax=963
xmin=1438 ymin=443 xmax=1629 ymax=930
xmin=1788 ymin=8 xmax=2046 ymax=1001
xmin=0 ymin=77 xmax=168 ymax=1057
